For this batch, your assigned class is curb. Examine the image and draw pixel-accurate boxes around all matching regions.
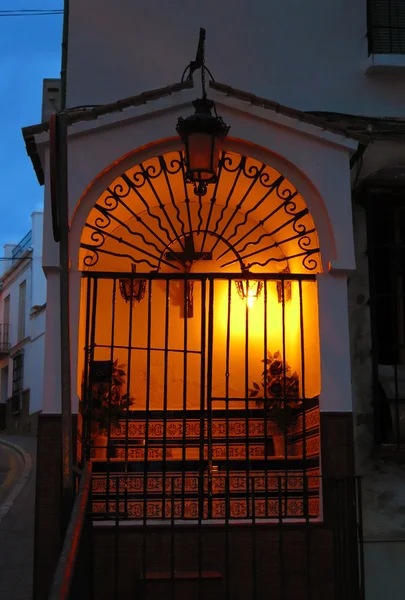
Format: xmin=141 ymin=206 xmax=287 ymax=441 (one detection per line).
xmin=0 ymin=438 xmax=32 ymax=525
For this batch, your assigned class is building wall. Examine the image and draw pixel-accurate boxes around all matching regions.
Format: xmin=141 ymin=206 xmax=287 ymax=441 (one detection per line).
xmin=349 ymin=143 xmax=405 ymax=599
xmin=0 ymin=212 xmax=46 ymax=432
xmin=66 ymin=0 xmax=405 ymax=116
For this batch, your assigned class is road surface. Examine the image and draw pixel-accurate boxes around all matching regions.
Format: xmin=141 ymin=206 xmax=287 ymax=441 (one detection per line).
xmin=0 ymin=443 xmax=24 ymax=506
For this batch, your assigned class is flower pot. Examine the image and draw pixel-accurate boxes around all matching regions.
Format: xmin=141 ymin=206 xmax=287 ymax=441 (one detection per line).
xmin=93 ymin=432 xmax=109 ymax=460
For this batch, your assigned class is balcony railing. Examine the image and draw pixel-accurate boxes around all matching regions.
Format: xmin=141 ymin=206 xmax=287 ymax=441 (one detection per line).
xmin=0 ymin=324 xmax=10 ymax=355
xmin=11 ymin=230 xmax=32 ymax=264
xmin=368 ymin=0 xmax=405 ymax=55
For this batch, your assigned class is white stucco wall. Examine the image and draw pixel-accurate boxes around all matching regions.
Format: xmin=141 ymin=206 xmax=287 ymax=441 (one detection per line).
xmin=0 ymin=213 xmax=46 ymax=414
xmin=66 ymin=0 xmax=405 ymax=116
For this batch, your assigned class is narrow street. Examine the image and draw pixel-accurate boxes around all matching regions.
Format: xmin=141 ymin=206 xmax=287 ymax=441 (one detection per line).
xmin=0 ymin=437 xmax=36 ymax=600
xmin=0 ymin=443 xmax=24 ymax=507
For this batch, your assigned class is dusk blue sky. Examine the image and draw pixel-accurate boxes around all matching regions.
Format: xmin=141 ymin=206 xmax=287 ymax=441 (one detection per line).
xmin=0 ymin=3 xmax=62 ymax=250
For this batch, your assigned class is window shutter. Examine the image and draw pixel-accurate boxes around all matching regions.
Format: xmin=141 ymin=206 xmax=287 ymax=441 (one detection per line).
xmin=368 ymin=0 xmax=405 ymax=54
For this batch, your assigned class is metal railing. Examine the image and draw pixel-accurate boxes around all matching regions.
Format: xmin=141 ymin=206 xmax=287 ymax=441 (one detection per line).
xmin=48 ymin=466 xmax=364 ymax=599
xmin=89 ymin=473 xmax=364 ymax=600
xmin=48 ymin=462 xmax=93 ymax=600
xmin=0 ymin=324 xmax=10 ymax=354
xmin=11 ymin=230 xmax=32 ymax=264
xmin=368 ymin=0 xmax=405 ymax=55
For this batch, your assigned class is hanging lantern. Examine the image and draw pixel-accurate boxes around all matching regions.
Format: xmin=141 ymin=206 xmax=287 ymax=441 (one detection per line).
xmin=176 ymin=28 xmax=230 ymax=196
xmin=176 ymin=97 xmax=230 ymax=196
xmin=235 ymin=280 xmax=263 ymax=309
xmin=119 ymin=265 xmax=147 ymax=304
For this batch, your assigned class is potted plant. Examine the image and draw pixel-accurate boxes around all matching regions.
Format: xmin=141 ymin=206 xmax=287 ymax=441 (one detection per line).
xmin=249 ymin=350 xmax=301 ymax=457
xmin=90 ymin=359 xmax=134 ymax=459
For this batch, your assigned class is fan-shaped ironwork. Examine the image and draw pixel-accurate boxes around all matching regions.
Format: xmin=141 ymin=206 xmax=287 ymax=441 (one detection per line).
xmin=80 ymin=151 xmax=320 ymax=274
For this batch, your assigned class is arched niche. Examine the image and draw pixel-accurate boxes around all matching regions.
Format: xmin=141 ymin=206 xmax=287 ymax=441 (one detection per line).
xmin=74 ymin=147 xmax=323 ymax=431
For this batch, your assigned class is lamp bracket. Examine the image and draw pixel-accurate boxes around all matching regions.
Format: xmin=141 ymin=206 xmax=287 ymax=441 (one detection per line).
xmin=181 ymin=27 xmax=215 ymax=99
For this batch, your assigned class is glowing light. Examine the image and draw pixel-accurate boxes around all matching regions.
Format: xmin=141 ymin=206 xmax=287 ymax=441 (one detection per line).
xmin=235 ymin=280 xmax=263 ymax=308
xmin=247 ymin=287 xmax=257 ymax=309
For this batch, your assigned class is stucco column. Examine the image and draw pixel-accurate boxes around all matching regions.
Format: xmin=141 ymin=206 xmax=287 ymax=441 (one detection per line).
xmin=42 ymin=267 xmax=62 ymax=413
xmin=317 ymin=271 xmax=353 ymax=412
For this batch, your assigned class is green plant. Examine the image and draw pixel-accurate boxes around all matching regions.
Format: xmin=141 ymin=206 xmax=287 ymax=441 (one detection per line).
xmin=91 ymin=360 xmax=134 ymax=435
xmin=248 ymin=350 xmax=301 ymax=429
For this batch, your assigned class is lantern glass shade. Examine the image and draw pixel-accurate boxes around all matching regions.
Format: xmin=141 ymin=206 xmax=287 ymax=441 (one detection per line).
xmin=176 ymin=98 xmax=230 ymax=190
xmin=186 ymin=132 xmax=222 ymax=182
xmin=119 ymin=265 xmax=147 ymax=304
xmin=235 ymin=280 xmax=263 ymax=308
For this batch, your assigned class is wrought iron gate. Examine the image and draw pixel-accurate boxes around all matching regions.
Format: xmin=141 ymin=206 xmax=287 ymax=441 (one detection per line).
xmin=81 ymin=271 xmax=320 ymax=521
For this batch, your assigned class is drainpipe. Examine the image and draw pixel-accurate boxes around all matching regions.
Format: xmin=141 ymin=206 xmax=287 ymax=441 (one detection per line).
xmin=58 ymin=0 xmax=74 ymax=526
xmin=60 ymin=0 xmax=69 ymax=111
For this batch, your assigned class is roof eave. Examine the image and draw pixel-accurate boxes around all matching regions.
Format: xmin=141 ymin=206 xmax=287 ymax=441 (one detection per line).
xmin=210 ymin=81 xmax=370 ymax=146
xmin=21 ymin=79 xmax=194 ymax=186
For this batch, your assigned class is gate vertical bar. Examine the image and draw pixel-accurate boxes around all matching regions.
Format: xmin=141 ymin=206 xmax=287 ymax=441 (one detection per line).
xmin=225 ymin=279 xmax=232 ymax=517
xmin=199 ymin=279 xmax=207 ymax=522
xmin=244 ymin=283 xmax=250 ymax=516
xmin=124 ymin=274 xmax=135 ymax=519
xmin=182 ymin=277 xmax=189 ymax=518
xmin=82 ymin=277 xmax=92 ymax=464
xmin=87 ymin=278 xmax=98 ymax=462
xmin=281 ymin=276 xmax=287 ymax=516
xmin=299 ymin=280 xmax=311 ymax=598
xmin=162 ymin=279 xmax=170 ymax=518
xmin=263 ymin=281 xmax=269 ymax=517
xmin=142 ymin=279 xmax=152 ymax=580
xmin=206 ymin=278 xmax=215 ymax=518
xmin=106 ymin=279 xmax=117 ymax=517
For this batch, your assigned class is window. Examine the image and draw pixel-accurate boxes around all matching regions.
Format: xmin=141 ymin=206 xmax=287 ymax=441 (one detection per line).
xmin=368 ymin=0 xmax=405 ymax=55
xmin=2 ymin=295 xmax=10 ymax=348
xmin=367 ymin=192 xmax=405 ymax=445
xmin=18 ymin=281 xmax=26 ymax=342
xmin=12 ymin=353 xmax=23 ymax=396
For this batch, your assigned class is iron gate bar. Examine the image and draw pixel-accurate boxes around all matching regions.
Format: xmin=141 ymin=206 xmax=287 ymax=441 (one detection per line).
xmin=84 ymin=343 xmax=202 ymax=355
xmin=162 ymin=280 xmax=170 ymax=517
xmin=206 ymin=281 xmax=215 ymax=518
xmin=244 ymin=285 xmax=250 ymax=515
xmin=225 ymin=280 xmax=232 ymax=511
xmin=106 ymin=279 xmax=117 ymax=517
xmin=82 ymin=277 xmax=92 ymax=464
xmin=82 ymin=271 xmax=316 ymax=280
xmin=125 ymin=277 xmax=135 ymax=518
xmin=83 ymin=272 xmax=321 ymax=522
xmin=281 ymin=272 xmax=287 ymax=514
xmin=143 ymin=279 xmax=153 ymax=575
xmin=87 ymin=277 xmax=98 ymax=461
xmin=182 ymin=275 xmax=188 ymax=516
xmin=264 ymin=281 xmax=269 ymax=517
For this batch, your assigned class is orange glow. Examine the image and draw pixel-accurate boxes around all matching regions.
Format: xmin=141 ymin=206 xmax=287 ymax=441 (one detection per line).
xmin=247 ymin=287 xmax=257 ymax=309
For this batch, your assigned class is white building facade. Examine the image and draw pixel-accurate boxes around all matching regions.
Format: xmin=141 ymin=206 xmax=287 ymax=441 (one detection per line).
xmin=0 ymin=212 xmax=46 ymax=434
xmin=23 ymin=2 xmax=405 ymax=599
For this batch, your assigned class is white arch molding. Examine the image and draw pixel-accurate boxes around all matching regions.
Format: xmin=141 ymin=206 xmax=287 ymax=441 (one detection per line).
xmin=42 ymin=136 xmax=354 ymax=416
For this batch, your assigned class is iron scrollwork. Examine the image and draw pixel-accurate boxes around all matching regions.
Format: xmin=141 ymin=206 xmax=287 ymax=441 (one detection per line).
xmin=81 ymin=151 xmax=320 ymax=273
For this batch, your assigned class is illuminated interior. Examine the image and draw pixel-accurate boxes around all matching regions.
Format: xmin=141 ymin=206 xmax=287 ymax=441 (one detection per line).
xmin=77 ymin=150 xmax=322 ymax=520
